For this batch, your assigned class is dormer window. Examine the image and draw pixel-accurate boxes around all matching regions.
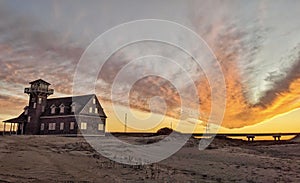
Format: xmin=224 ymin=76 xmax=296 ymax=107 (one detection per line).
xmin=93 ymin=98 xmax=96 ymax=104
xmin=50 ymin=104 xmax=56 ymax=114
xmin=59 ymin=103 xmax=65 ymax=113
xmin=71 ymin=102 xmax=76 ymax=113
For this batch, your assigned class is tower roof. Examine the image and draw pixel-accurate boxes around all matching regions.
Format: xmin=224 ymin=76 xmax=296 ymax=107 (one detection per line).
xmin=29 ymin=79 xmax=51 ymax=85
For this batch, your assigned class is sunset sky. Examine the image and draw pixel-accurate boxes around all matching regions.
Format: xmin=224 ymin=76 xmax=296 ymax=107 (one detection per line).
xmin=0 ymin=0 xmax=300 ymax=134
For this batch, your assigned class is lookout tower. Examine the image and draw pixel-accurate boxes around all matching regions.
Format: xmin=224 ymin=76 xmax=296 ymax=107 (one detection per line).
xmin=24 ymin=79 xmax=54 ymax=134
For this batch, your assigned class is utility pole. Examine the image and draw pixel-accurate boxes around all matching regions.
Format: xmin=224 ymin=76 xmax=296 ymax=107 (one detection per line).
xmin=125 ymin=113 xmax=127 ymax=133
xmin=205 ymin=123 xmax=210 ymax=134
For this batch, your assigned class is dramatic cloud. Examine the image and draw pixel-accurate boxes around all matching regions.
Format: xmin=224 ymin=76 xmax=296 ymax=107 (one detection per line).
xmin=0 ymin=0 xmax=300 ymax=129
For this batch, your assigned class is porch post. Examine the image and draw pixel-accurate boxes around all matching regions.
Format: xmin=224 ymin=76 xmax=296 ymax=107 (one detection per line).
xmin=13 ymin=123 xmax=16 ymax=135
xmin=9 ymin=123 xmax=12 ymax=135
xmin=21 ymin=123 xmax=24 ymax=135
xmin=3 ymin=122 xmax=6 ymax=135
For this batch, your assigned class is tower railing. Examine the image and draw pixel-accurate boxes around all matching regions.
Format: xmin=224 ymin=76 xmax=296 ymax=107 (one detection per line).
xmin=24 ymin=88 xmax=54 ymax=95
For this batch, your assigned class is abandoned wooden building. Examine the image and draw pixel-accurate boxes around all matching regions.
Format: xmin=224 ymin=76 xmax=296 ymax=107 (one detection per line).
xmin=3 ymin=79 xmax=107 ymax=135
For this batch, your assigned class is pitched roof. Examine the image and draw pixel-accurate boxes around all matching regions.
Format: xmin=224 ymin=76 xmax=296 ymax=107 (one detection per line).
xmin=3 ymin=112 xmax=27 ymax=123
xmin=3 ymin=94 xmax=107 ymax=123
xmin=29 ymin=79 xmax=51 ymax=85
xmin=43 ymin=94 xmax=94 ymax=115
xmin=42 ymin=94 xmax=106 ymax=117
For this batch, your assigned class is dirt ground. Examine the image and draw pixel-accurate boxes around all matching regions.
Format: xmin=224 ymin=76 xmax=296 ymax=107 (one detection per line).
xmin=0 ymin=135 xmax=299 ymax=182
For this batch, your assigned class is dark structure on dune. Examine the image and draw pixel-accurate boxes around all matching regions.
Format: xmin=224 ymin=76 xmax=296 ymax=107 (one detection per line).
xmin=3 ymin=79 xmax=107 ymax=135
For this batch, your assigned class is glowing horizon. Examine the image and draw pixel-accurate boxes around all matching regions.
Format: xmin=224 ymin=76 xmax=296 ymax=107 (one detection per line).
xmin=0 ymin=1 xmax=300 ymax=134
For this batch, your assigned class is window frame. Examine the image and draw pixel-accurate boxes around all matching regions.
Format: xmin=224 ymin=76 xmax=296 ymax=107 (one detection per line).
xmin=71 ymin=104 xmax=75 ymax=112
xmin=80 ymin=122 xmax=87 ymax=130
xmin=49 ymin=123 xmax=56 ymax=130
xmin=60 ymin=122 xmax=64 ymax=130
xmin=40 ymin=123 xmax=44 ymax=131
xmin=38 ymin=97 xmax=42 ymax=104
xmin=50 ymin=104 xmax=56 ymax=114
xmin=70 ymin=122 xmax=75 ymax=130
xmin=98 ymin=124 xmax=104 ymax=131
xmin=59 ymin=104 xmax=65 ymax=113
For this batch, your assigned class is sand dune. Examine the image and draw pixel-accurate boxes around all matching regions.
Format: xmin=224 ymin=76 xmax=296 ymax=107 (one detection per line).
xmin=0 ymin=135 xmax=299 ymax=182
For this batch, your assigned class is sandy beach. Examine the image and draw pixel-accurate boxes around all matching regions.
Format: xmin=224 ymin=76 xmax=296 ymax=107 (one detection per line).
xmin=0 ymin=135 xmax=299 ymax=182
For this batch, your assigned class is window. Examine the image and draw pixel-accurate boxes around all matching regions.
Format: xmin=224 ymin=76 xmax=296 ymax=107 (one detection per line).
xmin=60 ymin=122 xmax=64 ymax=130
xmin=40 ymin=123 xmax=44 ymax=131
xmin=33 ymin=103 xmax=36 ymax=109
xmin=27 ymin=116 xmax=31 ymax=122
xmin=42 ymin=106 xmax=45 ymax=112
xmin=98 ymin=124 xmax=104 ymax=131
xmin=49 ymin=123 xmax=56 ymax=130
xmin=93 ymin=98 xmax=96 ymax=104
xmin=24 ymin=109 xmax=28 ymax=115
xmin=70 ymin=122 xmax=75 ymax=130
xmin=71 ymin=103 xmax=76 ymax=112
xmin=59 ymin=104 xmax=65 ymax=113
xmin=95 ymin=108 xmax=98 ymax=114
xmin=80 ymin=122 xmax=87 ymax=130
xmin=89 ymin=107 xmax=93 ymax=113
xmin=50 ymin=104 xmax=56 ymax=114
xmin=38 ymin=97 xmax=42 ymax=104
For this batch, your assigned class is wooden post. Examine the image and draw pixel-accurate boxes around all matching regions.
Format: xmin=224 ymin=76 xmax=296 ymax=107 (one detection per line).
xmin=13 ymin=123 xmax=16 ymax=135
xmin=3 ymin=122 xmax=6 ymax=135
xmin=21 ymin=123 xmax=24 ymax=135
xmin=9 ymin=123 xmax=12 ymax=135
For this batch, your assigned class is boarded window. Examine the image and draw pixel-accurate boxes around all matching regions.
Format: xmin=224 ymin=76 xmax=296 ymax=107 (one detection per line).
xmin=70 ymin=122 xmax=75 ymax=130
xmin=80 ymin=122 xmax=87 ymax=130
xmin=60 ymin=122 xmax=64 ymax=130
xmin=89 ymin=107 xmax=93 ymax=113
xmin=98 ymin=124 xmax=104 ymax=131
xmin=40 ymin=123 xmax=44 ymax=131
xmin=49 ymin=123 xmax=56 ymax=130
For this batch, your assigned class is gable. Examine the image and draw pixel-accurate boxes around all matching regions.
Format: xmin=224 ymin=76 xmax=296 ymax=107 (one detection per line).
xmin=79 ymin=95 xmax=107 ymax=118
